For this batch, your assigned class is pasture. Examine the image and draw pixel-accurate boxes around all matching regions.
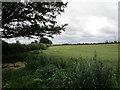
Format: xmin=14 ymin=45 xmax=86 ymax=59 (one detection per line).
xmin=43 ymin=44 xmax=119 ymax=70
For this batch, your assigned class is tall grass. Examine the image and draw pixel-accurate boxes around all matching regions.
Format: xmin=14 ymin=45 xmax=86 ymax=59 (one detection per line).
xmin=2 ymin=52 xmax=119 ymax=88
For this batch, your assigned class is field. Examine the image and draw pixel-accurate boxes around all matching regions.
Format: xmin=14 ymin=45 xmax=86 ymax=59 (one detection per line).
xmin=44 ymin=44 xmax=118 ymax=59
xmin=2 ymin=44 xmax=120 ymax=88
xmin=43 ymin=44 xmax=118 ymax=70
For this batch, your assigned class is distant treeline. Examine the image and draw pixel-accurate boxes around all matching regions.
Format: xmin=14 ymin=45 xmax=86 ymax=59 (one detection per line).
xmin=2 ymin=40 xmax=50 ymax=55
xmin=53 ymin=41 xmax=119 ymax=46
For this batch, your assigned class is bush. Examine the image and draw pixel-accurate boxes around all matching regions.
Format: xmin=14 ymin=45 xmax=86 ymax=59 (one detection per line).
xmin=2 ymin=40 xmax=48 ymax=55
xmin=2 ymin=52 xmax=30 ymax=63
xmin=24 ymin=54 xmax=118 ymax=88
xmin=48 ymin=57 xmax=117 ymax=88
xmin=38 ymin=43 xmax=47 ymax=50
xmin=3 ymin=53 xmax=118 ymax=88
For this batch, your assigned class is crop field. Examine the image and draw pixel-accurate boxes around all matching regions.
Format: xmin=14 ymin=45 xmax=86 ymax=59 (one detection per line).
xmin=43 ymin=44 xmax=119 ymax=70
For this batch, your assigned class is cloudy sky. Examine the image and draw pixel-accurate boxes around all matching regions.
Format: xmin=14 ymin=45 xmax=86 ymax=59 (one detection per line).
xmin=4 ymin=0 xmax=119 ymax=44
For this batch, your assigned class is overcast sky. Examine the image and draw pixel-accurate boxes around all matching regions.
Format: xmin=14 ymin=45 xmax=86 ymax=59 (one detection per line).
xmin=4 ymin=0 xmax=119 ymax=44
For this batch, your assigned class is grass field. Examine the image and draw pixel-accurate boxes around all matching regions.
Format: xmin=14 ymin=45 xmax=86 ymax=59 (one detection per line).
xmin=43 ymin=44 xmax=118 ymax=69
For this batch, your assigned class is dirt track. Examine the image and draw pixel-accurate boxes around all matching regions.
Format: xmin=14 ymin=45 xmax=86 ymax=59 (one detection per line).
xmin=2 ymin=62 xmax=26 ymax=69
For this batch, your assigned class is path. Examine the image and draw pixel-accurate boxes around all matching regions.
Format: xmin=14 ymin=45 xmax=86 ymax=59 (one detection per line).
xmin=2 ymin=62 xmax=27 ymax=69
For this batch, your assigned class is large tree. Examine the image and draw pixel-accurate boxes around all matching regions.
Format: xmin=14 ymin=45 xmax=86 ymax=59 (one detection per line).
xmin=2 ymin=2 xmax=68 ymax=39
xmin=40 ymin=37 xmax=52 ymax=45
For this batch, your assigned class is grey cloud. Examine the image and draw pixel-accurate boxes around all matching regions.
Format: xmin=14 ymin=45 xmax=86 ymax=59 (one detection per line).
xmin=65 ymin=2 xmax=117 ymax=21
xmin=101 ymin=28 xmax=116 ymax=34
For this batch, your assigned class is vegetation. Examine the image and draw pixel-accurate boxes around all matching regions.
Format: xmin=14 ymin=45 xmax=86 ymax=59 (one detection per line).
xmin=53 ymin=41 xmax=119 ymax=46
xmin=2 ymin=43 xmax=119 ymax=88
xmin=2 ymin=2 xmax=119 ymax=88
xmin=2 ymin=2 xmax=68 ymax=38
xmin=2 ymin=51 xmax=119 ymax=88
xmin=45 ymin=44 xmax=118 ymax=60
xmin=2 ymin=40 xmax=48 ymax=55
xmin=40 ymin=37 xmax=53 ymax=45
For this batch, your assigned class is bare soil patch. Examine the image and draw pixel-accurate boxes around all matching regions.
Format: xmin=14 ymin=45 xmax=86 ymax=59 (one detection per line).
xmin=2 ymin=62 xmax=27 ymax=70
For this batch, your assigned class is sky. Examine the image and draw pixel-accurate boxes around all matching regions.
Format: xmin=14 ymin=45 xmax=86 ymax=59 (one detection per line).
xmin=3 ymin=0 xmax=119 ymax=44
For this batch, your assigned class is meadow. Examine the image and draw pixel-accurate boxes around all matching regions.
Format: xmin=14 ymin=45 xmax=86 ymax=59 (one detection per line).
xmin=44 ymin=44 xmax=118 ymax=60
xmin=2 ymin=43 xmax=120 ymax=88
xmin=43 ymin=44 xmax=118 ymax=70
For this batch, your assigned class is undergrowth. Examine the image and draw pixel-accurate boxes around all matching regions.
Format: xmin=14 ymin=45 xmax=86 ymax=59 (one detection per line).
xmin=2 ymin=51 xmax=119 ymax=88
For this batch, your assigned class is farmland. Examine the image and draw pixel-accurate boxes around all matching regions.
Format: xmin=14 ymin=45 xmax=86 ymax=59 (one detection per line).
xmin=44 ymin=44 xmax=118 ymax=60
xmin=43 ymin=44 xmax=118 ymax=70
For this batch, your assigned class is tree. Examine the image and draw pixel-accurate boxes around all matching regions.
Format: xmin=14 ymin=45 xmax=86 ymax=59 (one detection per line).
xmin=2 ymin=2 xmax=68 ymax=39
xmin=113 ymin=40 xmax=117 ymax=43
xmin=34 ymin=40 xmax=38 ymax=43
xmin=16 ymin=40 xmax=20 ymax=44
xmin=40 ymin=37 xmax=52 ymax=45
xmin=105 ymin=40 xmax=109 ymax=44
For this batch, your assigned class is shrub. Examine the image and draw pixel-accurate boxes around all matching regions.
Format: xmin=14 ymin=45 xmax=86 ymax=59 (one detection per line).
xmin=3 ymin=53 xmax=118 ymax=88
xmin=2 ymin=40 xmax=48 ymax=56
xmin=38 ymin=43 xmax=47 ymax=50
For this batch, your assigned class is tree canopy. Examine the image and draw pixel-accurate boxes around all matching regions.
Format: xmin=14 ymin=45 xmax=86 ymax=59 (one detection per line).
xmin=40 ymin=37 xmax=52 ymax=45
xmin=2 ymin=2 xmax=68 ymax=39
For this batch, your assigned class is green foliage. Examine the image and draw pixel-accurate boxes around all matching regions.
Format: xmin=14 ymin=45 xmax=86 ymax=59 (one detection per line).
xmin=2 ymin=2 xmax=68 ymax=38
xmin=2 ymin=40 xmax=48 ymax=55
xmin=2 ymin=52 xmax=29 ymax=63
xmin=34 ymin=40 xmax=38 ymax=43
xmin=3 ymin=53 xmax=119 ymax=88
xmin=16 ymin=40 xmax=20 ymax=44
xmin=38 ymin=43 xmax=47 ymax=50
xmin=2 ymin=69 xmax=35 ymax=88
xmin=40 ymin=37 xmax=53 ymax=45
xmin=32 ymin=50 xmax=41 ymax=54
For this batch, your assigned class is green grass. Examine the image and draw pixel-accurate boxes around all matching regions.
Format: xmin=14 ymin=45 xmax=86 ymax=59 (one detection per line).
xmin=43 ymin=44 xmax=118 ymax=60
xmin=43 ymin=44 xmax=118 ymax=70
